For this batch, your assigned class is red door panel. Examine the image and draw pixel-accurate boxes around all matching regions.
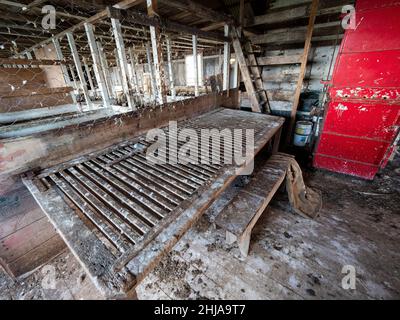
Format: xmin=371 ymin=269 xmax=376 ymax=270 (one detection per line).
xmin=314 ymin=155 xmax=379 ymax=180
xmin=356 ymin=0 xmax=400 ymax=11
xmin=332 ymin=50 xmax=400 ymax=87
xmin=323 ymin=101 xmax=400 ymax=141
xmin=341 ymin=6 xmax=400 ymax=52
xmin=317 ymin=133 xmax=390 ymax=165
xmin=313 ymin=0 xmax=399 ymax=180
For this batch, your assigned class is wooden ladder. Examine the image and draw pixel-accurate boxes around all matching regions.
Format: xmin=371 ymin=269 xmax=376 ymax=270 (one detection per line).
xmin=231 ymin=26 xmax=271 ymax=114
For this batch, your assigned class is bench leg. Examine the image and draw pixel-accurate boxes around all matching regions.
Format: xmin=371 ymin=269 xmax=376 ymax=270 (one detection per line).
xmin=125 ymin=288 xmax=138 ymax=300
xmin=226 ymin=231 xmax=237 ymax=245
xmin=238 ymin=232 xmax=251 ymax=257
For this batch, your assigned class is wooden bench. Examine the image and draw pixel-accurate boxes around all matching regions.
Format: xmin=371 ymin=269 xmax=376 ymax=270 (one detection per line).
xmin=215 ymin=153 xmax=321 ymax=257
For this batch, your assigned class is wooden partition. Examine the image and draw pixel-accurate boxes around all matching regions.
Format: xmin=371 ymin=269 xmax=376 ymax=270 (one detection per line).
xmin=0 ymin=90 xmax=239 ymax=194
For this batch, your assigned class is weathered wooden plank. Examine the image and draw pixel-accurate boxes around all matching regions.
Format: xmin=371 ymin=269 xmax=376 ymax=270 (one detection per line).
xmin=192 ymin=34 xmax=199 ymax=97
xmin=248 ymin=3 xmax=345 ymax=26
xmin=222 ymin=24 xmax=230 ymax=92
xmin=66 ymin=32 xmax=92 ymax=108
xmin=147 ymin=0 xmax=168 ymax=105
xmin=0 ymin=217 xmax=58 ymax=264
xmin=7 ymin=234 xmax=66 ymax=277
xmin=111 ymin=17 xmax=135 ymax=109
xmin=215 ymin=163 xmax=286 ymax=237
xmin=287 ymin=0 xmax=319 ymax=144
xmin=250 ymin=22 xmax=341 ymax=45
xmin=2 ymin=87 xmax=73 ymax=98
xmin=0 ymin=92 xmax=73 ymax=112
xmin=0 ymin=58 xmax=66 ymax=66
xmin=256 ymin=54 xmax=302 ymax=65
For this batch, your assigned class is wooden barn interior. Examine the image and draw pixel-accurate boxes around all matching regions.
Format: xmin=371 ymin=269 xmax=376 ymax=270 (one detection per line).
xmin=0 ymin=0 xmax=399 ymax=300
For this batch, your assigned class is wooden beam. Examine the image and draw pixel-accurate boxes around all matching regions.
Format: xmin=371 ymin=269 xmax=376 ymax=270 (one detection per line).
xmin=95 ymin=39 xmax=114 ymax=101
xmin=248 ymin=4 xmax=344 ymax=27
xmin=222 ymin=24 xmax=230 ymax=91
xmin=84 ymin=23 xmax=111 ymax=108
xmin=128 ymin=46 xmax=140 ymax=93
xmin=256 ymin=54 xmax=302 ymax=65
xmin=18 ymin=0 xmax=228 ymax=57
xmin=161 ymin=0 xmax=233 ymax=23
xmin=166 ymin=35 xmax=176 ymax=99
xmin=201 ymin=21 xmax=225 ymax=32
xmin=66 ymin=32 xmax=92 ymax=108
xmin=0 ymin=58 xmax=65 ymax=66
xmin=239 ymin=0 xmax=245 ymax=31
xmin=111 ymin=17 xmax=135 ymax=109
xmin=286 ymin=0 xmax=319 ymax=145
xmin=52 ymin=37 xmax=77 ymax=104
xmin=82 ymin=56 xmax=95 ymax=92
xmin=250 ymin=21 xmax=341 ymax=45
xmin=192 ymin=34 xmax=199 ymax=97
xmin=147 ymin=0 xmax=167 ymax=105
xmin=146 ymin=42 xmax=158 ymax=101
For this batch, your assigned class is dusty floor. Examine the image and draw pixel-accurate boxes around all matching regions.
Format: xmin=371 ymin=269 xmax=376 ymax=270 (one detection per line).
xmin=1 ymin=155 xmax=399 ymax=300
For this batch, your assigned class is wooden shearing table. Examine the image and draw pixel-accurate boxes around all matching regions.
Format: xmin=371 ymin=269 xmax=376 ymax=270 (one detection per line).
xmin=22 ymin=108 xmax=284 ymax=298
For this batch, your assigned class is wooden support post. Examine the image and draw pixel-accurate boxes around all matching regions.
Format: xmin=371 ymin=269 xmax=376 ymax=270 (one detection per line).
xmin=286 ymin=0 xmax=319 ymax=145
xmin=222 ymin=24 xmax=230 ymax=92
xmin=84 ymin=23 xmax=111 ymax=108
xmin=96 ymin=40 xmax=114 ymax=100
xmin=272 ymin=127 xmax=282 ymax=154
xmin=66 ymin=32 xmax=92 ymax=108
xmin=136 ymin=53 xmax=144 ymax=91
xmin=52 ymin=37 xmax=77 ymax=104
xmin=192 ymin=34 xmax=199 ymax=97
xmin=128 ymin=46 xmax=140 ymax=93
xmin=166 ymin=35 xmax=176 ymax=100
xmin=111 ymin=17 xmax=135 ymax=110
xmin=147 ymin=0 xmax=167 ymax=105
xmin=146 ymin=41 xmax=157 ymax=102
xmin=239 ymin=0 xmax=245 ymax=31
xmin=114 ymin=49 xmax=123 ymax=89
xmin=82 ymin=57 xmax=95 ymax=94
xmin=233 ymin=54 xmax=239 ymax=89
xmin=69 ymin=65 xmax=79 ymax=91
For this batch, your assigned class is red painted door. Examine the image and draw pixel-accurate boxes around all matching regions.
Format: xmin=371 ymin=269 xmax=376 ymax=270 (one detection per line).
xmin=314 ymin=0 xmax=400 ymax=180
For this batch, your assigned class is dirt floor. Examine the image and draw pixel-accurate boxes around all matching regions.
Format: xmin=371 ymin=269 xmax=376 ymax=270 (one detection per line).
xmin=1 ymin=154 xmax=399 ymax=300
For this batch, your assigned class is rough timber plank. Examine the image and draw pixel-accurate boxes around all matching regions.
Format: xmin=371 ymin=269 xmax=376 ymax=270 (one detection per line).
xmin=0 ymin=185 xmax=66 ymax=277
xmin=7 ymin=234 xmax=66 ymax=277
xmin=215 ymin=166 xmax=286 ymax=237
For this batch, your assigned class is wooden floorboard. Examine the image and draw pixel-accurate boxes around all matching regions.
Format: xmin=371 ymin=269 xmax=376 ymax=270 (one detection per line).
xmin=0 ymin=185 xmax=66 ymax=277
